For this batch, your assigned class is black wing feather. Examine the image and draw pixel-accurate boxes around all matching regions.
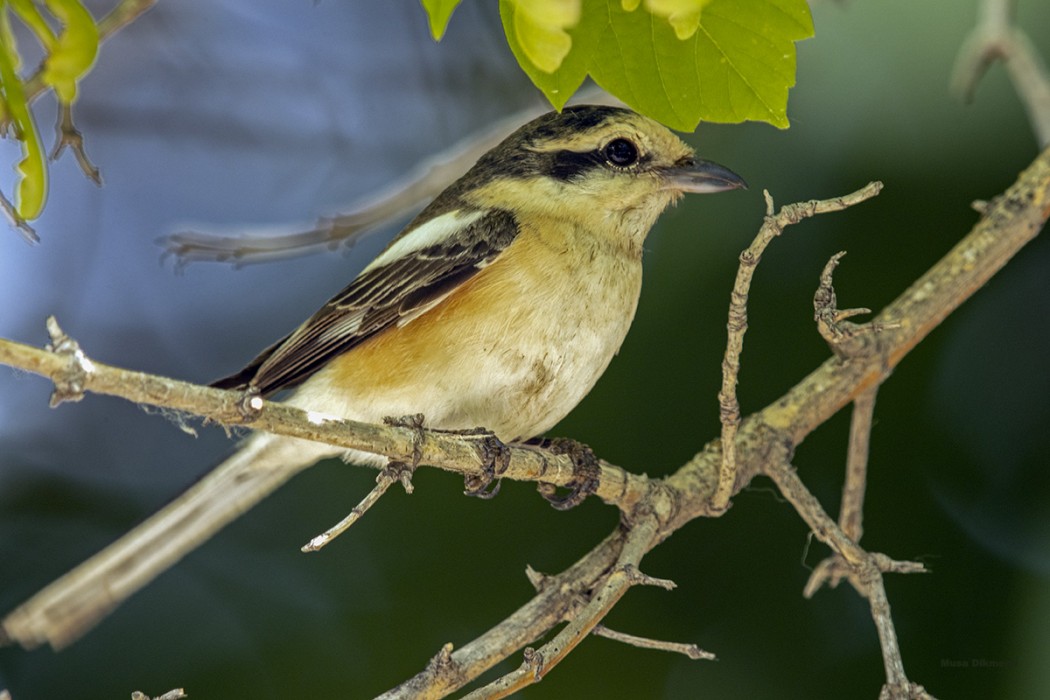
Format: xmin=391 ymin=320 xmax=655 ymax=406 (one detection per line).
xmin=211 ymin=208 xmax=519 ymax=396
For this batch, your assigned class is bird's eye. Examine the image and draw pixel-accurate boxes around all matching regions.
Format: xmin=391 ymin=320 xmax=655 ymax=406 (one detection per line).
xmin=603 ymin=138 xmax=639 ymax=167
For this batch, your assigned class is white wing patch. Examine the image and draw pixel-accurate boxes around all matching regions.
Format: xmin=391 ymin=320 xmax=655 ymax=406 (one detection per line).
xmin=363 ymin=209 xmax=487 ymax=274
xmin=211 ymin=207 xmax=519 ymax=395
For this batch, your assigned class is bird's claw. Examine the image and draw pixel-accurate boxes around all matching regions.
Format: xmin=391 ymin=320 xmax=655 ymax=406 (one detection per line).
xmin=534 ymin=437 xmax=600 ymax=510
xmin=457 ymin=428 xmax=510 ymax=499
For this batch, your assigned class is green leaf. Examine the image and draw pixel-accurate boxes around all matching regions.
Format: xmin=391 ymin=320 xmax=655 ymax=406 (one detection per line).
xmin=420 ymin=0 xmax=462 ymax=41
xmin=502 ymin=0 xmax=814 ymax=130
xmin=503 ymin=0 xmax=581 ymax=74
xmin=0 ymin=10 xmax=48 ymax=219
xmin=40 ymin=0 xmax=99 ymax=104
xmin=500 ymin=0 xmax=598 ymax=110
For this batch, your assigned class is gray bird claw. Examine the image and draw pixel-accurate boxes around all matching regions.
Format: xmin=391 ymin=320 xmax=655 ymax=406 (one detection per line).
xmin=454 ymin=428 xmax=510 ymax=499
xmin=534 ymin=437 xmax=600 ymax=510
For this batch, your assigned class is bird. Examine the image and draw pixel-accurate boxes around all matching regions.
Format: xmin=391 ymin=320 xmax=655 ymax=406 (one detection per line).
xmin=1 ymin=104 xmax=745 ymax=650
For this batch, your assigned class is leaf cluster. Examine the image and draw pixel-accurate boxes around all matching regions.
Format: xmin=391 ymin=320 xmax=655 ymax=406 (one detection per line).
xmin=422 ymin=0 xmax=813 ymax=131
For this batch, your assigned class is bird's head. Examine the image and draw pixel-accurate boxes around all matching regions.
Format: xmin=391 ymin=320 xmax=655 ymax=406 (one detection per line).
xmin=455 ymin=105 xmax=746 ymax=243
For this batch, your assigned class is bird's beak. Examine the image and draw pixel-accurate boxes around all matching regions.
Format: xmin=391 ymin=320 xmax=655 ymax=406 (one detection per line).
xmin=663 ymin=158 xmax=747 ymax=194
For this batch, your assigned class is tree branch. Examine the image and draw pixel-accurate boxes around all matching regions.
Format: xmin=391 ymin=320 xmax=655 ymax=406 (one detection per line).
xmin=713 ymin=183 xmax=884 ymax=511
xmin=300 ymin=461 xmax=415 ymax=552
xmin=0 ymin=317 xmax=654 ymax=513
xmin=1 ymin=150 xmax=1046 ymax=695
xmin=763 ymin=461 xmax=932 ymax=699
xmin=461 ymin=518 xmax=663 ymax=699
xmin=591 ymin=625 xmax=714 ymax=660
xmin=160 ymin=90 xmax=621 ymax=267
xmin=952 ymin=0 xmax=1050 ymax=146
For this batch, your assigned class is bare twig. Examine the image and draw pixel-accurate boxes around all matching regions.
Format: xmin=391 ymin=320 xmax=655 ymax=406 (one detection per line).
xmin=301 ymin=461 xmax=414 ymax=552
xmin=130 ymin=690 xmax=187 ymax=700
xmin=162 ymin=91 xmax=621 ymax=266
xmin=763 ymin=460 xmax=930 ymax=697
xmin=712 ymin=182 xmax=885 ymax=512
xmin=461 ymin=516 xmax=662 ymax=699
xmin=592 ymin=625 xmax=715 ymax=660
xmin=814 ymin=252 xmax=899 ymax=359
xmin=0 ymin=318 xmax=654 ymax=513
xmin=841 ymin=386 xmax=877 ymax=542
xmin=0 ymin=190 xmax=38 ymax=243
xmin=806 ymin=249 xmax=890 ymax=595
xmin=952 ymin=0 xmax=1050 ymax=146
xmin=803 ymin=385 xmax=878 ymax=596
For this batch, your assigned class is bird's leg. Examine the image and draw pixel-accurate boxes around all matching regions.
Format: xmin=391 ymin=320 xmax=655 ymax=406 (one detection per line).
xmin=530 ymin=437 xmax=600 ymax=510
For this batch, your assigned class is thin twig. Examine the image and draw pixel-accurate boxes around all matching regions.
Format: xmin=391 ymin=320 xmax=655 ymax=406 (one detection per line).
xmin=301 ymin=462 xmax=414 ymax=552
xmin=51 ymin=104 xmax=102 ymax=185
xmin=712 ymin=182 xmax=885 ymax=511
xmin=803 ymin=385 xmax=878 ymax=596
xmin=763 ymin=460 xmax=930 ymax=697
xmin=814 ymin=252 xmax=899 ymax=359
xmin=592 ymin=624 xmax=715 ymax=660
xmin=805 ymin=246 xmax=890 ymax=594
xmin=0 ymin=190 xmax=38 ymax=243
xmin=162 ymin=90 xmax=620 ymax=266
xmin=841 ymin=387 xmax=877 ymax=542
xmin=461 ymin=516 xmax=662 ymax=699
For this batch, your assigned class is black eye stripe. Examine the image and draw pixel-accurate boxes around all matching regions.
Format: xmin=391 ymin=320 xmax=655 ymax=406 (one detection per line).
xmin=549 ymin=149 xmax=606 ymax=181
xmin=548 ymin=140 xmax=646 ymax=181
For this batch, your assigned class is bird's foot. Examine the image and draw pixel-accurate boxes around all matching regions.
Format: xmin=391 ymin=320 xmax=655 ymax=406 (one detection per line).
xmin=435 ymin=427 xmax=510 ymax=499
xmin=532 ymin=437 xmax=600 ymax=510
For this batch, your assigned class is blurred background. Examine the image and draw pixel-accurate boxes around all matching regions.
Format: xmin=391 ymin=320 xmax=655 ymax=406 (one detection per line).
xmin=1 ymin=1 xmax=1048 ymax=697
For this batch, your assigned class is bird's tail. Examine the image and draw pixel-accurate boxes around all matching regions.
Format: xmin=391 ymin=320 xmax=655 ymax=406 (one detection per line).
xmin=1 ymin=432 xmax=335 ymax=650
